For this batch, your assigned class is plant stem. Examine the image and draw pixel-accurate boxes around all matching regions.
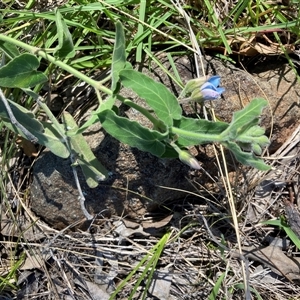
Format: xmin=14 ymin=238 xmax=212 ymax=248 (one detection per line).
xmin=170 ymin=126 xmax=223 ymax=143
xmin=119 ymin=96 xmax=164 ymax=129
xmin=0 ymin=34 xmax=112 ymax=95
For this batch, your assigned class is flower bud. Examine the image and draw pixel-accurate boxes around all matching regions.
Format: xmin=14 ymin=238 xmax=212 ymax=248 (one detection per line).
xmin=190 ymin=88 xmax=205 ymax=102
xmin=184 ymin=76 xmax=207 ymax=95
xmin=178 ymin=150 xmax=201 ymax=170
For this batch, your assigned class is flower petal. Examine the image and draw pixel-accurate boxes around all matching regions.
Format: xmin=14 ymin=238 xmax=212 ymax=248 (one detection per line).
xmin=200 ymin=82 xmax=218 ymax=91
xmin=216 ymin=87 xmax=225 ymax=94
xmin=201 ymin=88 xmax=222 ymax=100
xmin=207 ymin=75 xmax=221 ymax=88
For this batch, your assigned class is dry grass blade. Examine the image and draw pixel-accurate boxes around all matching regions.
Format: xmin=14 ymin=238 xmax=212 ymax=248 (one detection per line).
xmin=173 ymin=1 xmax=251 ymax=298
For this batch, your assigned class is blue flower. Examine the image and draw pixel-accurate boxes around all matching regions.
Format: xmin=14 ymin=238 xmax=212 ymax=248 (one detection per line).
xmin=200 ymin=75 xmax=225 ymax=101
xmin=180 ymin=75 xmax=225 ymax=103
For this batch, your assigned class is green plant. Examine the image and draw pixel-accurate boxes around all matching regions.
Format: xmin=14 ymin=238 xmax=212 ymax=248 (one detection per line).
xmin=0 ymin=251 xmax=25 ymax=292
xmin=109 ymin=231 xmax=171 ymax=299
xmin=0 ymin=13 xmax=270 ymax=217
xmin=262 ymin=217 xmax=300 ymax=250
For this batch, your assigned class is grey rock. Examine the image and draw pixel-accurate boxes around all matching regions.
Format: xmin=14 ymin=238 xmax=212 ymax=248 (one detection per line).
xmin=31 ymin=137 xmax=196 ymax=229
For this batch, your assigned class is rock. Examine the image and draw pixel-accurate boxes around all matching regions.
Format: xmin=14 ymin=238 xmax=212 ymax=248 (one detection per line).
xmin=30 ymin=55 xmax=300 ymax=228
xmin=31 ymin=135 xmax=196 ymax=229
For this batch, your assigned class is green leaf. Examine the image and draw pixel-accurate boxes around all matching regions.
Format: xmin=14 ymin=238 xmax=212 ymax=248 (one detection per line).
xmin=251 ymin=143 xmax=263 ymax=155
xmin=208 ymin=272 xmax=225 ymax=300
xmin=119 ymin=69 xmax=182 ymax=126
xmin=280 ymin=226 xmax=300 ymax=250
xmin=237 ymin=135 xmax=269 ymax=155
xmin=0 ymin=41 xmax=20 ymax=59
xmin=161 ymin=144 xmax=179 ymax=158
xmin=76 ymin=22 xmax=129 ymax=135
xmin=224 ymin=98 xmax=268 ymax=138
xmin=262 ymin=219 xmax=284 ymax=227
xmin=237 ymin=127 xmax=269 ymax=144
xmin=175 ymin=117 xmax=229 ymax=146
xmin=218 ymin=99 xmax=270 ymax=162
xmin=109 ymin=232 xmax=171 ymax=300
xmin=231 ymin=118 xmax=260 ymax=137
xmin=245 ymin=125 xmax=266 ymax=137
xmin=2 ymin=119 xmax=69 ymax=158
xmin=98 ymin=109 xmax=166 ymax=157
xmin=76 ymin=112 xmax=100 ymax=135
xmin=234 ymin=122 xmax=270 ymax=155
xmin=54 ymin=8 xmax=75 ymax=58
xmin=0 ymin=97 xmax=44 ymax=134
xmin=111 ymin=21 xmax=126 ymax=92
xmin=39 ymin=122 xmax=70 ymax=158
xmin=262 ymin=218 xmax=300 ymax=250
xmin=222 ymin=141 xmax=271 ymax=170
xmin=62 ymin=112 xmax=108 ymax=188
xmin=0 ymin=98 xmax=69 ymax=158
xmin=0 ymin=53 xmax=47 ymax=88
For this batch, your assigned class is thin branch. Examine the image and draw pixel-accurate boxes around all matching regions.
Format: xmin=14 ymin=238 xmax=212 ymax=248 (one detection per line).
xmin=71 ymin=153 xmax=93 ymax=220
